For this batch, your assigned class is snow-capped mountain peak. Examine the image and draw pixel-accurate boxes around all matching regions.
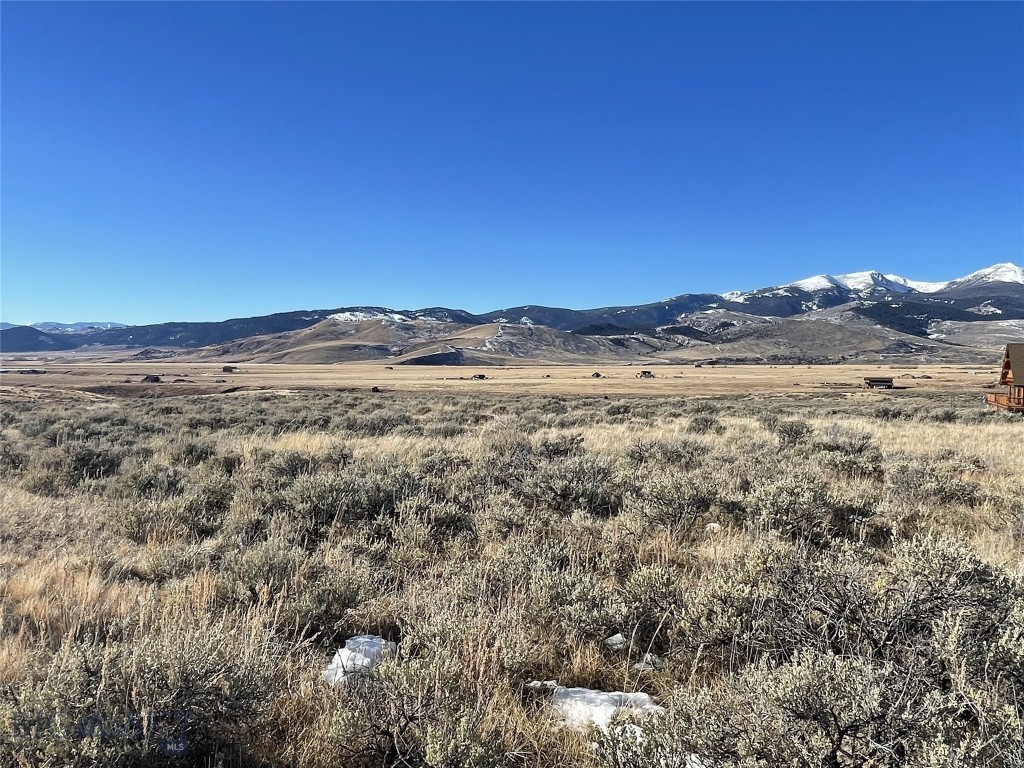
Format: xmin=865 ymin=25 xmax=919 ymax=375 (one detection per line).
xmin=947 ymin=262 xmax=1024 ymax=288
xmin=787 ymin=275 xmax=844 ymax=292
xmin=784 ymin=271 xmax=913 ymax=295
xmin=726 ymin=263 xmax=1021 ymax=302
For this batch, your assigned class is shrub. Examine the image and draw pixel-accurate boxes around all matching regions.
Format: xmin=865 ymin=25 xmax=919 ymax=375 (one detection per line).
xmin=817 ymin=423 xmax=874 ymax=455
xmin=0 ymin=435 xmax=27 ymax=473
xmin=872 ymin=405 xmax=910 ymax=422
xmin=331 ymin=658 xmax=503 ymax=768
xmin=627 ymin=438 xmax=708 ymax=469
xmin=687 ymin=414 xmax=724 ymax=435
xmin=631 ymin=470 xmax=719 ymax=529
xmin=22 ymin=442 xmax=126 ymax=494
xmin=743 ymin=471 xmax=864 ymax=542
xmin=2 ymin=608 xmax=288 ymax=766
xmin=772 ymin=419 xmax=813 ymax=448
xmin=520 ymin=454 xmax=623 ymax=517
xmin=535 ymin=432 xmax=585 ymax=461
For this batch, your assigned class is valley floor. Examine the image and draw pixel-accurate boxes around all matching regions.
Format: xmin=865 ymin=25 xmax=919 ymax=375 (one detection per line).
xmin=0 ymin=360 xmax=1005 ymax=399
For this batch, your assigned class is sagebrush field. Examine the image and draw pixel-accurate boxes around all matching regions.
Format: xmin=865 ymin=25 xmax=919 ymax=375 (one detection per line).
xmin=0 ymin=385 xmax=1021 ymax=767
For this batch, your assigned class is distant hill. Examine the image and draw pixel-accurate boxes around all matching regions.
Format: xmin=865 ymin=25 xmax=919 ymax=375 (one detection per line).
xmin=31 ymin=321 xmax=128 ymax=334
xmin=2 ymin=262 xmax=1020 ymax=363
xmin=0 ymin=325 xmax=81 ymax=353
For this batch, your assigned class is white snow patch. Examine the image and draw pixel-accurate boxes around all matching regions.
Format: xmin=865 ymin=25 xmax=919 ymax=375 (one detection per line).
xmin=789 ymin=275 xmax=842 ymax=292
xmin=603 ymin=633 xmax=628 ymax=651
xmin=883 ymin=274 xmax=948 ymax=293
xmin=323 ymin=635 xmax=396 ymax=685
xmin=721 ymin=290 xmax=745 ymax=301
xmin=329 ymin=310 xmax=411 ymax=323
xmin=967 ymin=302 xmax=1003 ymax=315
xmin=413 ymin=310 xmax=457 ymax=322
xmin=545 ymin=685 xmax=663 ymax=732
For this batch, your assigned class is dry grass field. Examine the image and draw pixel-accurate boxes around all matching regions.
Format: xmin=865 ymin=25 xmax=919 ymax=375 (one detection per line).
xmin=0 ymin=369 xmax=1021 ymax=767
xmin=0 ymin=361 xmax=1002 ymax=398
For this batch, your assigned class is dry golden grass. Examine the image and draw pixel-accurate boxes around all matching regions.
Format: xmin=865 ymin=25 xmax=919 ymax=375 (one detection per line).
xmin=0 ymin=359 xmax=1001 ymax=398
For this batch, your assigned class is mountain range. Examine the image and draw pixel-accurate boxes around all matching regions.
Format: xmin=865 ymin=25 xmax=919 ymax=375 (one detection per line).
xmin=2 ymin=263 xmax=1021 ymax=364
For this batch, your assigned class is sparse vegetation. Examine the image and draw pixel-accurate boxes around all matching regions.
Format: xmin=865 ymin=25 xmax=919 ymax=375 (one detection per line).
xmin=0 ymin=386 xmax=1020 ymax=766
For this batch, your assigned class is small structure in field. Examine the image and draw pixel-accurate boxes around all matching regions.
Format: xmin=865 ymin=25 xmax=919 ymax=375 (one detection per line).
xmin=471 ymin=373 xmax=487 ymax=380
xmin=591 ymin=372 xmax=604 ymax=379
xmin=222 ymin=365 xmax=238 ymax=373
xmin=636 ymin=370 xmax=655 ymax=379
xmin=985 ymin=343 xmax=1024 ymax=413
xmin=141 ymin=374 xmax=162 ymax=383
xmin=864 ymin=377 xmax=894 ymax=390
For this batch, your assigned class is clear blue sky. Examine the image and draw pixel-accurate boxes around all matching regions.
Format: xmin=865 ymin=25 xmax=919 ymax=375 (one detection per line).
xmin=2 ymin=2 xmax=1021 ymax=325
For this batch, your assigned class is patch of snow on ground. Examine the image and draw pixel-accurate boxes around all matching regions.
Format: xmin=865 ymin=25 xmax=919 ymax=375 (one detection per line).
xmin=603 ymin=633 xmax=628 ymax=651
xmin=323 ymin=635 xmax=396 ymax=685
xmin=538 ymin=684 xmax=663 ymax=732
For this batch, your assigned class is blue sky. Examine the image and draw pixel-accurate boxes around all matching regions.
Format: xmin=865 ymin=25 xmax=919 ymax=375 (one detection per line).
xmin=2 ymin=2 xmax=1021 ymax=325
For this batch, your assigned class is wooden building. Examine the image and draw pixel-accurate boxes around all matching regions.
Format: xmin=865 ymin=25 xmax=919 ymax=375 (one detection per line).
xmin=985 ymin=343 xmax=1024 ymax=413
xmin=863 ymin=377 xmax=894 ymax=390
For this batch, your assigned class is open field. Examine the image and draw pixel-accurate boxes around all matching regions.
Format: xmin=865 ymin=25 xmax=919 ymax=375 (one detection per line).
xmin=0 ymin=382 xmax=1021 ymax=766
xmin=0 ymin=361 xmax=1003 ymax=399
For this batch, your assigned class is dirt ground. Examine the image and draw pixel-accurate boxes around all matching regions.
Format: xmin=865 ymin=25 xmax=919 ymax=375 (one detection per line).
xmin=0 ymin=360 xmax=1003 ymax=400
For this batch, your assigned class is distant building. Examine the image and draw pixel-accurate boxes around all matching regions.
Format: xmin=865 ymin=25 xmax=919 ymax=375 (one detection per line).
xmin=985 ymin=343 xmax=1024 ymax=413
xmin=863 ymin=377 xmax=894 ymax=390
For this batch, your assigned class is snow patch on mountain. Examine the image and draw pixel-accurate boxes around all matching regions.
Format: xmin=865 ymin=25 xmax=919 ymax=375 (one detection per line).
xmin=329 ymin=310 xmax=412 ymax=323
xmin=32 ymin=321 xmax=129 ymax=334
xmin=789 ymin=275 xmax=845 ymax=292
xmin=948 ymin=263 xmax=1024 ymax=288
xmin=967 ymin=301 xmax=1003 ymax=316
xmin=882 ymin=275 xmax=948 ymax=293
